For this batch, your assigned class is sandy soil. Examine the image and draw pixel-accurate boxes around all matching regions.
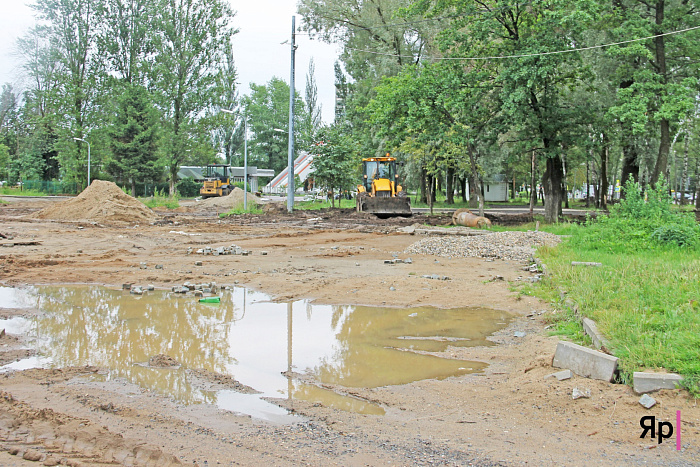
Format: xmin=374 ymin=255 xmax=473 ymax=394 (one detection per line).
xmin=0 ymin=196 xmax=698 ymax=466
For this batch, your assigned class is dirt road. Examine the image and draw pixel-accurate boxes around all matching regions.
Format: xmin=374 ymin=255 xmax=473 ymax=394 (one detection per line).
xmin=0 ymin=195 xmax=698 ymax=466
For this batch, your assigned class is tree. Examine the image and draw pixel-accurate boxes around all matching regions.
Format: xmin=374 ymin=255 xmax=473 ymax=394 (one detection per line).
xmin=607 ymin=0 xmax=700 ymax=185
xmin=300 ymin=58 xmax=323 ymax=149
xmin=243 ymin=77 xmax=307 ymax=175
xmin=106 ymin=84 xmax=161 ymax=196
xmin=309 ymin=124 xmax=358 ymax=207
xmin=152 ymin=0 xmax=238 ymax=194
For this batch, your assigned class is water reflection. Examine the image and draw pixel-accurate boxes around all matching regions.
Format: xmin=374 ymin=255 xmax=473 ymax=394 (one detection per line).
xmin=0 ymin=286 xmax=513 ymax=420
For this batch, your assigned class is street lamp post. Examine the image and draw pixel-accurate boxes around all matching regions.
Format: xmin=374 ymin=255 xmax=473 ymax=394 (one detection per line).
xmin=221 ymin=109 xmax=247 ymax=210
xmin=73 ymin=137 xmax=91 ymax=186
xmin=286 ymin=16 xmax=297 ymax=213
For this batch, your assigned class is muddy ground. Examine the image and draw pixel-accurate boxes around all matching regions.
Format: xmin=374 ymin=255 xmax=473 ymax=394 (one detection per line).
xmin=0 ymin=196 xmax=698 ymax=466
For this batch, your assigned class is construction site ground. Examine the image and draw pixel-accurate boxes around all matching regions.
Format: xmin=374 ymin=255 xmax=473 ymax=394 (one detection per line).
xmin=0 ymin=194 xmax=698 ymax=466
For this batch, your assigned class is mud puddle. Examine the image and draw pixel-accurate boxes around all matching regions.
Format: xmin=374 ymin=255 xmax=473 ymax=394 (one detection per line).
xmin=0 ymin=286 xmax=513 ymax=421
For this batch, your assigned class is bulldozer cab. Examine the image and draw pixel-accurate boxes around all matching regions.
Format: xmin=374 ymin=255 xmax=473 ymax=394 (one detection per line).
xmin=362 ymin=157 xmax=397 ymax=194
xmin=204 ymin=164 xmax=230 ymax=181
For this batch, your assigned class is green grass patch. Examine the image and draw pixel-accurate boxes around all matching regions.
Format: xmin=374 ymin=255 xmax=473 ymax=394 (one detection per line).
xmin=140 ymin=192 xmax=180 ymax=209
xmin=219 ymin=206 xmax=264 ymax=217
xmin=296 ymin=198 xmax=356 ymax=210
xmin=532 ymin=180 xmax=700 ymax=396
xmin=0 ymin=187 xmax=48 ymax=197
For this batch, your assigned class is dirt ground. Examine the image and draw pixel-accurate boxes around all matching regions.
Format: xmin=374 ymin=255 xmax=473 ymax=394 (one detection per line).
xmin=0 ymin=195 xmax=698 ymax=466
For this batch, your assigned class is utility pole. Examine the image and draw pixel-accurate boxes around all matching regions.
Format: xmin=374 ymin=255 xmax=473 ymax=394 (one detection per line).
xmin=287 ymin=16 xmax=297 ymax=213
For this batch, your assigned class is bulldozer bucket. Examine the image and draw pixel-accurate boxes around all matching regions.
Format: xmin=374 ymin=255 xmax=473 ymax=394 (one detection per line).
xmin=356 ymin=194 xmax=412 ymax=218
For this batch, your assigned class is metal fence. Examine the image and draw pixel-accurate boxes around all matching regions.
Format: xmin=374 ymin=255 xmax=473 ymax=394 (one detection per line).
xmin=22 ymin=180 xmax=80 ymax=195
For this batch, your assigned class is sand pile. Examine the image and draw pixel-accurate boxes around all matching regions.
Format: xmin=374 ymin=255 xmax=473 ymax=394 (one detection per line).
xmin=198 ymin=187 xmax=261 ymax=210
xmin=33 ymin=180 xmax=158 ymax=224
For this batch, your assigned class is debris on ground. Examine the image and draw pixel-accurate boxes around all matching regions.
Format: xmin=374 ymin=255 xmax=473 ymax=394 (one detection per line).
xmin=639 ymin=394 xmax=657 ymax=409
xmin=148 ymin=354 xmax=181 ymax=368
xmin=198 ymin=187 xmax=261 ymax=211
xmin=572 ymin=387 xmax=591 ymax=400
xmin=406 ymin=231 xmax=561 ymax=262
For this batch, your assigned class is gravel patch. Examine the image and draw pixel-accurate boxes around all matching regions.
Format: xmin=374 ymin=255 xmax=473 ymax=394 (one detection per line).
xmin=406 ymin=231 xmax=561 ymax=262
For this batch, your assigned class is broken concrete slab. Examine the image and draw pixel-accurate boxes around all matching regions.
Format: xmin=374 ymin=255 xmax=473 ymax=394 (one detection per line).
xmin=633 ymin=372 xmax=683 ymax=394
xmin=582 ymin=318 xmax=610 ymax=351
xmin=572 ymin=387 xmax=591 ymax=400
xmin=552 ymin=341 xmax=618 ymax=382
xmin=545 ymin=369 xmax=572 ymax=381
xmin=639 ymin=394 xmax=657 ymax=409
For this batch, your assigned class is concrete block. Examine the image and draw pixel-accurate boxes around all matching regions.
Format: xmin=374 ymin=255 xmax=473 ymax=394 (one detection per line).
xmin=582 ymin=318 xmax=610 ymax=351
xmin=572 ymin=387 xmax=591 ymax=399
xmin=545 ymin=369 xmax=572 ymax=381
xmin=639 ymin=394 xmax=657 ymax=409
xmin=633 ymin=372 xmax=683 ymax=394
xmin=552 ymin=341 xmax=618 ymax=382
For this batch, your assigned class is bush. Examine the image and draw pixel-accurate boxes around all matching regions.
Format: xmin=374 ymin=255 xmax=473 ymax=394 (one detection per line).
xmin=176 ymin=178 xmax=201 ymax=197
xmin=572 ymin=178 xmax=699 ymax=252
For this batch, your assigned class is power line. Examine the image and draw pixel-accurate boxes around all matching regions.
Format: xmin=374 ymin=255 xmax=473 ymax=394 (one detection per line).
xmin=344 ymin=25 xmax=700 ymax=61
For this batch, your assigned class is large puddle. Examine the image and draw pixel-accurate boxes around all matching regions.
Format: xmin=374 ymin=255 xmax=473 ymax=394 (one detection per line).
xmin=0 ymin=286 xmax=513 ymax=422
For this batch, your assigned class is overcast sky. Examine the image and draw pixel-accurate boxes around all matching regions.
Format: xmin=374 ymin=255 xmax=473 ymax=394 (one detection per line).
xmin=0 ymin=0 xmax=340 ymax=123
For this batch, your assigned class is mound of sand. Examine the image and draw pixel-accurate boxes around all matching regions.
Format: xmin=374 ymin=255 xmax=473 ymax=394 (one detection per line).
xmin=33 ymin=180 xmax=158 ymax=224
xmin=198 ymin=187 xmax=261 ymax=210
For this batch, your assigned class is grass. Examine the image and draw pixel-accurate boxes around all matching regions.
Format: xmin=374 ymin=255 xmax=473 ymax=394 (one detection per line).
xmin=219 ymin=206 xmax=264 ymax=217
xmin=140 ymin=193 xmax=180 ymax=209
xmin=536 ymin=242 xmax=700 ymax=394
xmin=0 ymin=187 xmax=48 ymax=197
xmin=296 ymin=198 xmax=357 ymax=210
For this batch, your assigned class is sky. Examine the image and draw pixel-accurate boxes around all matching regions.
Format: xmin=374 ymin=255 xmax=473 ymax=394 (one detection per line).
xmin=0 ymin=0 xmax=340 ymax=123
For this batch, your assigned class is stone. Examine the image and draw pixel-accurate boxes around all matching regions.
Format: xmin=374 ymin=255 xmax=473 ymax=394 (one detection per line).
xmin=22 ymin=450 xmax=43 ymax=461
xmin=0 ymin=328 xmax=5 ymax=338
xmin=77 ymin=249 xmax=83 ymax=253
xmin=582 ymin=318 xmax=610 ymax=351
xmin=261 ymin=251 xmax=268 ymax=256
xmin=639 ymin=394 xmax=657 ymax=409
xmin=572 ymin=387 xmax=591 ymax=400
xmin=122 ymin=283 xmax=133 ymax=290
xmin=155 ymin=264 xmax=164 ymax=270
xmin=194 ymin=290 xmax=203 ymax=297
xmin=389 ymin=286 xmax=396 ymax=291
xmin=633 ymin=372 xmax=683 ymax=394
xmin=131 ymin=286 xmax=143 ymax=295
xmin=545 ymin=369 xmax=572 ymax=381
xmin=195 ymin=261 xmax=203 ymax=266
xmin=405 ymin=258 xmax=413 ymax=264
xmin=513 ymin=331 xmax=526 ymax=338
xmin=139 ymin=262 xmax=147 ymax=269
xmin=147 ymin=284 xmax=155 ymax=291
xmin=552 ymin=341 xmax=618 ymax=382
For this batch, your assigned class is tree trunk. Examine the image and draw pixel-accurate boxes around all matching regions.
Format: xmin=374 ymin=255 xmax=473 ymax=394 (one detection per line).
xmin=130 ymin=178 xmax=136 ymax=197
xmin=585 ymin=159 xmax=590 ymax=207
xmin=446 ymin=166 xmax=455 ymax=204
xmin=420 ymin=166 xmax=427 ymax=204
xmin=529 ymin=150 xmax=536 ymax=214
xmin=542 ymin=156 xmax=564 ymax=223
xmin=680 ymin=134 xmax=689 ymax=205
xmin=620 ymin=143 xmax=639 ymax=197
xmin=651 ymin=0 xmax=669 ymax=185
xmin=427 ymin=174 xmax=434 ymax=215
xmin=600 ymin=134 xmax=609 ymax=210
xmin=460 ymin=177 xmax=467 ymax=202
xmin=562 ymin=153 xmax=569 ymax=209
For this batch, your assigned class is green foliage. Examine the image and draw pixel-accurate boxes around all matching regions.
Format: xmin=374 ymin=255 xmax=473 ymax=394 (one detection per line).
xmin=141 ymin=189 xmax=179 ymax=209
xmin=219 ymin=206 xmax=263 ymax=217
xmin=106 ymin=84 xmax=162 ymax=196
xmin=176 ymin=177 xmax=201 ymax=198
xmin=309 ymin=124 xmax=359 ymax=207
xmin=572 ymin=179 xmax=700 ymax=251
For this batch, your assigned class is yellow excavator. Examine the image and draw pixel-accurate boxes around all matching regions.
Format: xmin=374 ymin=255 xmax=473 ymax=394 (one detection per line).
xmin=200 ymin=164 xmax=232 ymax=198
xmin=356 ymin=155 xmax=412 ymax=217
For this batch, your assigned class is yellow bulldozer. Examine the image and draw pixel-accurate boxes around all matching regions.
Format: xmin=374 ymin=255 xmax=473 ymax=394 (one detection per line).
xmin=200 ymin=164 xmax=232 ymax=198
xmin=356 ymin=155 xmax=412 ymax=217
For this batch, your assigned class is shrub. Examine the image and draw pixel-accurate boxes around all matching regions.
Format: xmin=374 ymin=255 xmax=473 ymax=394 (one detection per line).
xmin=176 ymin=178 xmax=201 ymax=197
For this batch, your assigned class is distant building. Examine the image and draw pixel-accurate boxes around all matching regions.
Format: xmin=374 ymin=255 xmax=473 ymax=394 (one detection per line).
xmin=264 ymin=152 xmax=315 ymax=194
xmin=465 ymin=175 xmax=509 ymax=202
xmin=177 ymin=166 xmax=274 ymax=193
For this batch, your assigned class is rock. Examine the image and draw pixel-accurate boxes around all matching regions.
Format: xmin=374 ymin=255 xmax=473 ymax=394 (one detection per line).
xmin=639 ymin=394 xmax=657 ymax=409
xmin=139 ymin=262 xmax=147 ymax=269
xmin=405 ymin=258 xmax=413 ymax=264
xmin=0 ymin=329 xmax=5 ymax=338
xmin=513 ymin=331 xmax=526 ymax=338
xmin=155 ymin=264 xmax=164 ymax=269
xmin=572 ymin=387 xmax=591 ymax=400
xmin=194 ymin=290 xmax=203 ymax=297
xmin=131 ymin=286 xmax=144 ymax=295
xmin=23 ymin=449 xmax=43 ymax=461
xmin=43 ymin=455 xmax=60 ymax=466
xmin=552 ymin=341 xmax=618 ymax=382
xmin=122 ymin=283 xmax=133 ymax=290
xmin=633 ymin=372 xmax=684 ymax=394
xmin=147 ymin=284 xmax=155 ymax=291
xmin=545 ymin=369 xmax=572 ymax=381
xmin=195 ymin=261 xmax=203 ymax=266
xmin=389 ymin=286 xmax=396 ymax=291
xmin=77 ymin=249 xmax=83 ymax=253
xmin=261 ymin=251 xmax=268 ymax=255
